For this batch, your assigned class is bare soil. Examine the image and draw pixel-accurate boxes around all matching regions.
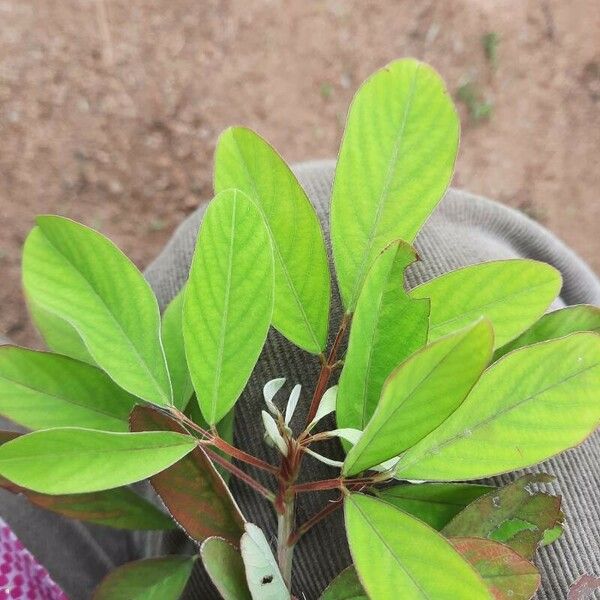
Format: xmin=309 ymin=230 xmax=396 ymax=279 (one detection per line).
xmin=1 ymin=0 xmax=599 ymax=347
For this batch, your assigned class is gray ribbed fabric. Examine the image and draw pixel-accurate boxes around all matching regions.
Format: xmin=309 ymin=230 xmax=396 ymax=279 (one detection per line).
xmin=1 ymin=160 xmax=599 ymax=599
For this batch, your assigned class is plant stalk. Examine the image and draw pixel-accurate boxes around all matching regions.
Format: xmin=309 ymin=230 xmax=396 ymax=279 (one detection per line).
xmin=277 ymin=496 xmax=295 ymax=590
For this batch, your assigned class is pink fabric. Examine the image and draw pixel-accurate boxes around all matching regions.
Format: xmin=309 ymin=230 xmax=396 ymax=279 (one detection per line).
xmin=0 ymin=518 xmax=68 ymax=600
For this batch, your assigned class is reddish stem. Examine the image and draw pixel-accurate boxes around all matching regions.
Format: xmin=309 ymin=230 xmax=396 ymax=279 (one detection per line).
xmin=203 ymin=447 xmax=275 ymax=502
xmin=304 ymin=314 xmax=350 ymax=428
xmin=210 ymin=436 xmax=279 ymax=475
xmin=293 ymin=476 xmax=375 ymax=494
xmin=172 ymin=408 xmax=278 ymax=475
xmin=287 ymin=498 xmax=343 ymax=546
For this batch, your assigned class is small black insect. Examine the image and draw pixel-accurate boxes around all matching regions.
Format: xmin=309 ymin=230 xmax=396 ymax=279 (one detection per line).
xmin=261 ymin=575 xmax=274 ymax=585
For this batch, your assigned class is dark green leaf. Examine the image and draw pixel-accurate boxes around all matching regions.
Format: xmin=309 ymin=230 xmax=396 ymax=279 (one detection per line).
xmin=378 ymin=483 xmax=492 ymax=530
xmin=201 ymin=537 xmax=252 ymax=600
xmin=93 ymin=555 xmax=195 ymax=599
xmin=337 ymin=241 xmax=429 ymax=433
xmin=130 ymin=406 xmax=245 ymax=546
xmin=442 ymin=474 xmax=563 ymax=559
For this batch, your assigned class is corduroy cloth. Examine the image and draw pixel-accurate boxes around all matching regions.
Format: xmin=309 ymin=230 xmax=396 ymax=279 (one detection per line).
xmin=1 ymin=160 xmax=599 ymax=599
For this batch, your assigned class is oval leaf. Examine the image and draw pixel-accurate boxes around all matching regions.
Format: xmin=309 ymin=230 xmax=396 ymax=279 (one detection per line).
xmin=0 ymin=346 xmax=136 ymax=432
xmin=320 ymin=566 xmax=367 ymax=600
xmin=396 ymin=333 xmax=600 ymax=480
xmin=201 ymin=537 xmax=252 ymax=600
xmin=378 ymin=483 xmax=493 ymax=530
xmin=450 ymin=537 xmax=540 ymax=600
xmin=22 ymin=216 xmax=172 ymax=405
xmin=93 ymin=555 xmax=195 ymax=600
xmin=337 ymin=241 xmax=430 ymax=433
xmin=130 ymin=405 xmax=245 ymax=545
xmin=240 ymin=523 xmax=290 ymax=600
xmin=183 ymin=189 xmax=274 ymax=425
xmin=330 ymin=59 xmax=459 ymax=311
xmin=343 ymin=320 xmax=494 ymax=476
xmin=0 ymin=428 xmax=196 ymax=494
xmin=345 ymin=493 xmax=491 ymax=599
xmin=494 ymin=304 xmax=600 ymax=359
xmin=411 ymin=259 xmax=562 ymax=348
xmin=214 ymin=127 xmax=330 ymax=353
xmin=162 ymin=290 xmax=194 ymax=410
xmin=442 ymin=474 xmax=563 ymax=559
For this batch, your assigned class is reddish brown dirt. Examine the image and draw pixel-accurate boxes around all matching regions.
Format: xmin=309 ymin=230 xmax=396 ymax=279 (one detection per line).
xmin=1 ymin=0 xmax=599 ymax=347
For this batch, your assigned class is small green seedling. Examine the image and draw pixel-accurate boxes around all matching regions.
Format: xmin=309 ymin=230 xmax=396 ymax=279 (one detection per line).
xmin=482 ymin=32 xmax=500 ymax=70
xmin=457 ymin=79 xmax=493 ymax=122
xmin=0 ymin=59 xmax=599 ymax=600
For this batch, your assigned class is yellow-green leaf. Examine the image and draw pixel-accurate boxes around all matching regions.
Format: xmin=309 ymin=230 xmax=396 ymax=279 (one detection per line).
xmin=411 ymin=260 xmax=562 ymax=348
xmin=331 ymin=59 xmax=459 ymax=311
xmin=337 ymin=241 xmax=429 ymax=433
xmin=0 ymin=428 xmax=196 ymax=494
xmin=215 ymin=127 xmax=330 ymax=353
xmin=0 ymin=346 xmax=136 ymax=432
xmin=22 ymin=216 xmax=172 ymax=405
xmin=343 ymin=320 xmax=493 ymax=476
xmin=345 ymin=494 xmax=492 ymax=599
xmin=183 ymin=190 xmax=274 ymax=425
xmin=396 ymin=333 xmax=600 ymax=480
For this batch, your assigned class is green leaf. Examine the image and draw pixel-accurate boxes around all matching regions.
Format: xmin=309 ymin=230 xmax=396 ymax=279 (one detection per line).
xmin=343 ymin=320 xmax=494 ymax=476
xmin=411 ymin=259 xmax=562 ymax=348
xmin=0 ymin=428 xmax=174 ymax=530
xmin=337 ymin=241 xmax=430 ymax=433
xmin=28 ymin=298 xmax=94 ymax=364
xmin=214 ymin=127 xmax=330 ymax=353
xmin=494 ymin=304 xmax=600 ymax=359
xmin=201 ymin=537 xmax=252 ymax=600
xmin=22 ymin=216 xmax=172 ymax=406
xmin=320 ymin=567 xmax=367 ymax=600
xmin=183 ymin=189 xmax=274 ymax=425
xmin=93 ymin=555 xmax=195 ymax=600
xmin=162 ymin=290 xmax=194 ymax=410
xmin=0 ymin=427 xmax=196 ymax=494
xmin=378 ymin=483 xmax=492 ymax=530
xmin=130 ymin=406 xmax=245 ymax=546
xmin=240 ymin=523 xmax=290 ymax=600
xmin=450 ymin=537 xmax=540 ymax=599
xmin=345 ymin=494 xmax=491 ymax=599
xmin=0 ymin=346 xmax=136 ymax=432
xmin=442 ymin=474 xmax=563 ymax=559
xmin=395 ymin=333 xmax=600 ymax=481
xmin=330 ymin=59 xmax=459 ymax=311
